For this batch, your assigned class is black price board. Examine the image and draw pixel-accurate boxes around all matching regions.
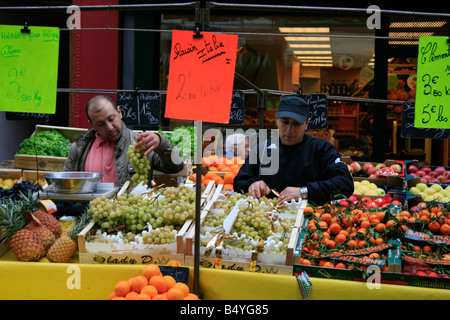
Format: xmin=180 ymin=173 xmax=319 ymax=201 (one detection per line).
xmin=5 ymin=111 xmax=49 ymax=122
xmin=117 ymin=91 xmax=161 ymax=126
xmin=401 ymin=101 xmax=450 ymax=139
xmin=300 ymin=94 xmax=328 ymax=130
xmin=159 ymin=266 xmax=189 ymax=285
xmin=204 ymin=90 xmax=244 ymax=126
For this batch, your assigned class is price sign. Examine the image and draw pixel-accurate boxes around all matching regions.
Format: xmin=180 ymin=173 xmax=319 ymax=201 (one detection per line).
xmin=301 ymin=94 xmax=328 ymax=130
xmin=117 ymin=91 xmax=160 ymax=126
xmin=0 ymin=25 xmax=60 ymax=113
xmin=165 ymin=30 xmax=238 ymax=123
xmin=415 ymin=36 xmax=450 ymax=129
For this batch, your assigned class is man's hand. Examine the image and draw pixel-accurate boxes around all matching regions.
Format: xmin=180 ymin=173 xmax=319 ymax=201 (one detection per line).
xmin=248 ymin=180 xmax=271 ymax=199
xmin=135 ymin=132 xmax=161 ymax=156
xmin=277 ymin=187 xmax=302 ymax=206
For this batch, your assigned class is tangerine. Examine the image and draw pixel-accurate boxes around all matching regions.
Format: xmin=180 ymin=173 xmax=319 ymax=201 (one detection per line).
xmin=108 ymin=292 xmax=117 ymax=300
xmin=164 ymin=275 xmax=177 ymax=289
xmin=135 ymin=293 xmax=151 ymax=300
xmin=440 ymin=223 xmax=450 ymax=235
xmin=131 ymin=275 xmax=149 ymax=293
xmin=140 ymin=285 xmax=158 ymax=299
xmin=125 ymin=291 xmax=140 ymax=300
xmin=184 ymin=293 xmax=200 ymax=300
xmin=173 ymin=282 xmax=190 ymax=297
xmin=149 ymin=275 xmax=169 ymax=293
xmin=329 ymin=222 xmax=341 ymax=235
xmin=223 ymin=172 xmax=235 ymax=184
xmin=143 ymin=264 xmax=162 ymax=280
xmin=114 ymin=280 xmax=131 ymax=297
xmin=167 ymin=287 xmax=185 ymax=300
xmin=152 ymin=293 xmax=168 ymax=300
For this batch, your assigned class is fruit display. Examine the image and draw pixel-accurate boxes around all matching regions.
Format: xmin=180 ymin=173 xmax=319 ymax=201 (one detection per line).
xmin=194 ymin=192 xmax=300 ymax=267
xmin=406 ymin=163 xmax=450 ymax=184
xmin=108 ymin=263 xmax=199 ymax=300
xmin=0 ymin=179 xmax=43 ymax=200
xmin=408 ymin=182 xmax=450 ymax=203
xmin=84 ymin=184 xmax=196 ymax=251
xmin=353 ymin=179 xmax=387 ymax=197
xmin=347 ymin=160 xmax=403 ymax=178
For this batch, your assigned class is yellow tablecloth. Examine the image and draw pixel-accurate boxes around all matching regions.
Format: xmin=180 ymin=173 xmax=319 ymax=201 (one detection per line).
xmin=1 ymin=250 xmax=449 ymax=300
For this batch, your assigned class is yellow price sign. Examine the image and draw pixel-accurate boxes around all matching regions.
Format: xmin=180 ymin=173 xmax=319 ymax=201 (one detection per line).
xmin=415 ymin=36 xmax=450 ymax=129
xmin=0 ymin=25 xmax=59 ymax=113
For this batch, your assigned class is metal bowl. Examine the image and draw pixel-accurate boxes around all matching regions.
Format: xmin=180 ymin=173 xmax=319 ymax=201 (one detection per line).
xmin=44 ymin=172 xmax=103 ymax=194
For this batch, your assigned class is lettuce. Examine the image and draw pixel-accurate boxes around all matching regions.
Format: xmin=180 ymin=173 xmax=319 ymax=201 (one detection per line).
xmin=16 ymin=130 xmax=71 ymax=157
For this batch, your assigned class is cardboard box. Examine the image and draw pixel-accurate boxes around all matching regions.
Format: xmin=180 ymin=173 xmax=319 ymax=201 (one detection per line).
xmin=404 ymin=159 xmax=450 ymax=184
xmin=342 ymin=156 xmax=404 ymax=183
xmin=14 ymin=125 xmax=87 ymax=171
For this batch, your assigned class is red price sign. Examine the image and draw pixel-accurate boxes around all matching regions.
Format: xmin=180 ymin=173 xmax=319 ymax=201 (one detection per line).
xmin=165 ymin=30 xmax=238 ymax=123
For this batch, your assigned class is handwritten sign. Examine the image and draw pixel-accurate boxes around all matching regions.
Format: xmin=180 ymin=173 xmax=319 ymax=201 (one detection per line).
xmin=301 ymin=94 xmax=328 ymax=129
xmin=5 ymin=111 xmax=49 ymax=122
xmin=116 ymin=91 xmax=160 ymax=126
xmin=414 ymin=36 xmax=450 ymax=129
xmin=401 ymin=101 xmax=449 ymax=139
xmin=165 ymin=30 xmax=238 ymax=123
xmin=204 ymin=90 xmax=244 ymax=125
xmin=159 ymin=266 xmax=189 ymax=284
xmin=0 ymin=25 xmax=59 ymax=113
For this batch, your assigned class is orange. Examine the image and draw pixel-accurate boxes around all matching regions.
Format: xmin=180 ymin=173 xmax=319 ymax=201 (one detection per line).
xmin=125 ymin=291 xmax=140 ymax=300
xmin=167 ymin=287 xmax=185 ymax=300
xmin=114 ymin=280 xmax=131 ymax=297
xmin=215 ymin=178 xmax=224 ymax=186
xmin=216 ymin=163 xmax=227 ymax=171
xmin=232 ymin=168 xmax=240 ymax=176
xmin=204 ymin=171 xmax=218 ymax=180
xmin=108 ymin=292 xmax=117 ymax=300
xmin=428 ymin=221 xmax=441 ymax=233
xmin=329 ymin=222 xmax=341 ymax=235
xmin=149 ymin=275 xmax=169 ymax=294
xmin=303 ymin=206 xmax=314 ymax=215
xmin=167 ymin=260 xmax=182 ymax=267
xmin=208 ymin=166 xmax=218 ymax=171
xmin=131 ymin=275 xmax=149 ymax=293
xmin=152 ymin=293 xmax=168 ymax=300
xmin=140 ymin=285 xmax=158 ymax=299
xmin=172 ymin=282 xmax=190 ymax=297
xmin=112 ymin=296 xmax=126 ymax=300
xmin=223 ymin=184 xmax=234 ymax=191
xmin=334 ymin=233 xmax=346 ymax=244
xmin=184 ymin=293 xmax=200 ymax=300
xmin=223 ymin=172 xmax=235 ymax=184
xmin=163 ymin=275 xmax=177 ymax=289
xmin=440 ymin=223 xmax=450 ymax=235
xmin=143 ymin=264 xmax=162 ymax=280
xmin=135 ymin=293 xmax=151 ymax=300
xmin=375 ymin=223 xmax=386 ymax=233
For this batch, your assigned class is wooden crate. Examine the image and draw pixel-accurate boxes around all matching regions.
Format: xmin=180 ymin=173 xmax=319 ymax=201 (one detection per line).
xmin=14 ymin=125 xmax=87 ymax=171
xmin=184 ymin=194 xmax=306 ymax=275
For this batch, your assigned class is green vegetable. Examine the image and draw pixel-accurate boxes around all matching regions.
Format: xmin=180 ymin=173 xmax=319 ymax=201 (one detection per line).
xmin=158 ymin=126 xmax=199 ymax=162
xmin=16 ymin=130 xmax=71 ymax=157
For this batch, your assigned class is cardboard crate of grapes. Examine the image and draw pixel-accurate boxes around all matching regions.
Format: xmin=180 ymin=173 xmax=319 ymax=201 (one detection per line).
xmin=183 ymin=190 xmax=307 ymax=275
xmin=76 ymin=181 xmax=218 ymax=265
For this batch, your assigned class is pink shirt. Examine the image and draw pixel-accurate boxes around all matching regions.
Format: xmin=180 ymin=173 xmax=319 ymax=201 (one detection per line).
xmin=84 ymin=133 xmax=117 ymax=186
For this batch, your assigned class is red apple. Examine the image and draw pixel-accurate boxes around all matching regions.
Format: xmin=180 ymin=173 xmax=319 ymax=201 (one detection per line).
xmin=347 ymin=165 xmax=353 ymax=174
xmin=416 ymin=170 xmax=426 ymax=177
xmin=407 ymin=165 xmax=419 ymax=173
xmin=376 ymin=163 xmax=387 ymax=169
xmin=434 ymin=166 xmax=446 ymax=175
xmin=420 ymin=177 xmax=428 ymax=183
xmin=350 ymin=161 xmax=361 ymax=173
xmin=422 ymin=166 xmax=432 ymax=174
xmin=443 ymin=171 xmax=450 ymax=178
xmin=430 ymin=171 xmax=438 ymax=178
xmin=408 ymin=172 xmax=418 ymax=177
xmin=445 ymin=179 xmax=450 ymax=184
xmin=362 ymin=162 xmax=374 ymax=172
xmin=369 ymin=174 xmax=379 ymax=178
xmin=429 ymin=178 xmax=440 ymax=184
xmin=367 ymin=166 xmax=379 ymax=175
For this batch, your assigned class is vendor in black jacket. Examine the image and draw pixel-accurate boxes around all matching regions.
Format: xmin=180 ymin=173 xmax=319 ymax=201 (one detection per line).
xmin=233 ymin=95 xmax=354 ymax=206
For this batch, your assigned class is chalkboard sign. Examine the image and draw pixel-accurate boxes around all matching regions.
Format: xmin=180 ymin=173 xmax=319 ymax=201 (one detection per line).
xmin=5 ymin=111 xmax=49 ymax=122
xmin=116 ymin=91 xmax=160 ymax=126
xmin=159 ymin=266 xmax=189 ymax=284
xmin=204 ymin=90 xmax=244 ymax=125
xmin=300 ymin=94 xmax=328 ymax=130
xmin=401 ymin=101 xmax=450 ymax=139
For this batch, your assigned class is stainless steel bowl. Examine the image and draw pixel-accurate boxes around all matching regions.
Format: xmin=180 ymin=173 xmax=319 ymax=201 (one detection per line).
xmin=44 ymin=172 xmax=103 ymax=194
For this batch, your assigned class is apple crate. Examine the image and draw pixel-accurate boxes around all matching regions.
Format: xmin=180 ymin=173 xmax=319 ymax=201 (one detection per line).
xmin=183 ymin=192 xmax=307 ymax=275
xmin=405 ymin=160 xmax=450 ymax=184
xmin=14 ymin=125 xmax=87 ymax=171
xmin=406 ymin=177 xmax=450 ymax=205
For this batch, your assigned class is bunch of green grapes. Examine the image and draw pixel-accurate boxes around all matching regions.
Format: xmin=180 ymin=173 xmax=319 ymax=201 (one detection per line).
xmin=142 ymin=226 xmax=176 ymax=245
xmin=127 ymin=142 xmax=150 ymax=187
xmin=231 ymin=202 xmax=273 ymax=241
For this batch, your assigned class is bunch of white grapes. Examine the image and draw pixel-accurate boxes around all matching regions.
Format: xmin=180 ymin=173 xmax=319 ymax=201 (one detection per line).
xmin=142 ymin=226 xmax=176 ymax=245
xmin=127 ymin=142 xmax=150 ymax=187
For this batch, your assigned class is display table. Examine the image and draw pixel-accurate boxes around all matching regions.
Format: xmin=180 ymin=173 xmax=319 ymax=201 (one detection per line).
xmin=0 ymin=250 xmax=449 ymax=300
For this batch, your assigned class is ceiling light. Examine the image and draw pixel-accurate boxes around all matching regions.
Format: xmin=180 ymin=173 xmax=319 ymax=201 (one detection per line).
xmin=279 ymin=27 xmax=330 ymax=33
xmin=390 ymin=21 xmax=447 ymax=28
xmin=289 ymin=44 xmax=331 ymax=49
xmin=389 ymin=32 xmax=434 ymax=37
xmin=296 ymin=56 xmax=333 ymax=60
xmin=301 ymin=63 xmax=333 ymax=67
xmin=284 ymin=36 xmax=330 ymax=42
xmin=294 ymin=50 xmax=332 ymax=55
xmin=300 ymin=59 xmax=333 ymax=63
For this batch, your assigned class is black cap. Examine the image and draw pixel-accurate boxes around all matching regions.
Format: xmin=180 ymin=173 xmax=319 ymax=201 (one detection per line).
xmin=276 ymin=95 xmax=310 ymax=124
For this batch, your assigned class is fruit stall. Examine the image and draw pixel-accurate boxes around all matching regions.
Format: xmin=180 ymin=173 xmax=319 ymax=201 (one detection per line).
xmin=1 ymin=145 xmax=450 ymax=300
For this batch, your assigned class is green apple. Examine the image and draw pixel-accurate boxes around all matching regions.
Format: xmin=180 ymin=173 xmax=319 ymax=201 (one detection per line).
xmin=424 ymin=188 xmax=436 ymax=196
xmin=365 ymin=189 xmax=378 ymax=196
xmin=376 ymin=188 xmax=386 ymax=197
xmin=368 ymin=183 xmax=378 ymax=190
xmin=360 ymin=179 xmax=370 ymax=185
xmin=409 ymin=187 xmax=420 ymax=195
xmin=357 ymin=185 xmax=369 ymax=195
xmin=430 ymin=184 xmax=443 ymax=192
xmin=415 ymin=183 xmax=428 ymax=192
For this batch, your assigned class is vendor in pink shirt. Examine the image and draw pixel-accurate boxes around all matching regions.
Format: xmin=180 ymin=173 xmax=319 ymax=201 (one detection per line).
xmin=63 ymin=95 xmax=185 ymax=186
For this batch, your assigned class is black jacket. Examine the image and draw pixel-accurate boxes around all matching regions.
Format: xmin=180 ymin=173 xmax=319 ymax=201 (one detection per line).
xmin=233 ymin=134 xmax=354 ymax=205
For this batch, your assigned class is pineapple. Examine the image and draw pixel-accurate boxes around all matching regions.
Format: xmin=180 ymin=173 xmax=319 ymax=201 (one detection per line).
xmin=25 ymin=222 xmax=55 ymax=251
xmin=47 ymin=212 xmax=92 ymax=263
xmin=0 ymin=200 xmax=44 ymax=261
xmin=19 ymin=191 xmax=62 ymax=237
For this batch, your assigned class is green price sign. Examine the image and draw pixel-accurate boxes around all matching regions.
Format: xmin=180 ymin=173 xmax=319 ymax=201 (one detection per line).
xmin=0 ymin=25 xmax=59 ymax=113
xmin=415 ymin=36 xmax=450 ymax=129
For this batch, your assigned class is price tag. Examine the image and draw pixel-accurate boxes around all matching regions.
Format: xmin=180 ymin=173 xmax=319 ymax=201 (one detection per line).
xmin=0 ymin=25 xmax=60 ymax=114
xmin=414 ymin=36 xmax=450 ymax=129
xmin=165 ymin=30 xmax=238 ymax=123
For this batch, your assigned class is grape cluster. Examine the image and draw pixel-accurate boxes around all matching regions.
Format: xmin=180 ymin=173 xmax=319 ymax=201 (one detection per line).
xmin=86 ymin=184 xmax=196 ymax=240
xmin=142 ymin=226 xmax=176 ymax=245
xmin=127 ymin=142 xmax=150 ymax=187
xmin=0 ymin=180 xmax=43 ymax=200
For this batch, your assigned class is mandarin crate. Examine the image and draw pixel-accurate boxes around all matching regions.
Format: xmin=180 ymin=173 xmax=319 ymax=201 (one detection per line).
xmin=14 ymin=125 xmax=87 ymax=171
xmin=183 ymin=191 xmax=307 ymax=275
